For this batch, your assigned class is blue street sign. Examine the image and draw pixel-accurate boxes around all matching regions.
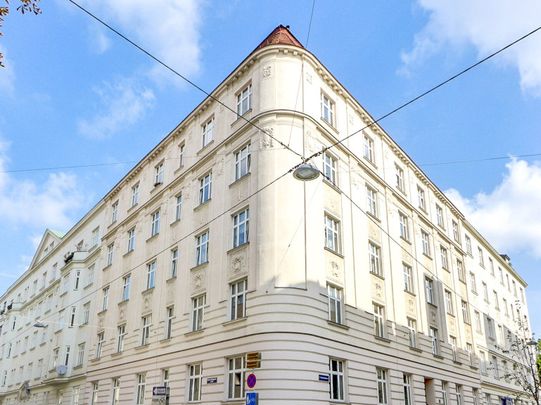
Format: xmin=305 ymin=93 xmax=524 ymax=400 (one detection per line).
xmin=246 ymin=391 xmax=258 ymax=405
xmin=319 ymin=374 xmax=329 ymax=382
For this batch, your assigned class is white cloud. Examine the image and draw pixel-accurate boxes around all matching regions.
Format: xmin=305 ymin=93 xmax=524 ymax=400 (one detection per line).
xmin=445 ymin=159 xmax=541 ymax=258
xmin=0 ymin=45 xmax=15 ymax=96
xmin=401 ymin=0 xmax=541 ymax=95
xmin=77 ymin=78 xmax=155 ymax=139
xmin=0 ymin=139 xmax=85 ymax=230
xmin=82 ymin=0 xmax=202 ymax=85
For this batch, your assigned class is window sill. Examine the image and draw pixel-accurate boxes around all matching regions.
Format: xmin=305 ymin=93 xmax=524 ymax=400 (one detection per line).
xmin=322 ymin=178 xmax=341 ymax=193
xmin=123 ymin=249 xmax=134 ymax=258
xmin=366 ymin=212 xmax=380 ymax=222
xmin=229 ymin=172 xmax=251 ymax=188
xmin=173 ymin=164 xmax=185 ymax=176
xmin=118 ymin=299 xmax=129 ymax=306
xmin=231 ymin=108 xmax=253 ymax=127
xmin=185 ymin=328 xmax=205 ymax=337
xmin=227 ymin=242 xmax=249 ymax=255
xmin=320 ymin=117 xmax=338 ymax=133
xmin=409 ymin=346 xmax=422 ymax=353
xmin=166 ymin=275 xmax=177 ymax=283
xmin=323 ymin=246 xmax=344 ymax=258
xmin=142 ymin=287 xmax=155 ymax=296
xmin=170 ymin=218 xmax=180 ymax=227
xmin=422 ymin=253 xmax=432 ymax=260
xmin=135 ymin=344 xmax=150 ymax=351
xmin=427 ymin=302 xmax=438 ymax=309
xmin=198 ymin=140 xmax=215 ymax=155
xmin=327 ymin=320 xmax=349 ymax=330
xmin=111 ymin=351 xmax=123 ymax=358
xmin=400 ymin=236 xmax=411 ymax=245
xmin=127 ymin=202 xmax=138 ymax=213
xmin=97 ymin=309 xmax=107 ymax=315
xmin=433 ymin=354 xmax=444 ymax=360
xmin=374 ymin=335 xmax=391 ymax=344
xmin=150 ymin=182 xmax=164 ymax=193
xmin=222 ymin=317 xmax=247 ymax=327
xmin=404 ymin=290 xmax=416 ymax=297
xmin=191 ymin=262 xmax=209 ymax=271
xmin=146 ymin=233 xmax=159 ymax=243
xmin=194 ymin=199 xmax=211 ymax=211
xmin=79 ymin=322 xmax=88 ymax=328
xmin=363 ymin=156 xmax=378 ymax=170
xmin=73 ymin=364 xmax=83 ymax=370
xmin=102 ymin=264 xmax=112 ymax=271
xmin=370 ymin=272 xmax=385 ymax=280
xmin=84 ymin=281 xmax=93 ymax=290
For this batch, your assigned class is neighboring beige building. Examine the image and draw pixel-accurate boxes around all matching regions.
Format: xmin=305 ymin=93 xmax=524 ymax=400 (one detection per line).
xmin=0 ymin=26 xmax=535 ymax=405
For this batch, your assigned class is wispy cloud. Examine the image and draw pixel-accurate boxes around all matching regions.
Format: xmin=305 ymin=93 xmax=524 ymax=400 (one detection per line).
xmin=0 ymin=45 xmax=15 ymax=96
xmin=445 ymin=159 xmax=541 ymax=258
xmin=77 ymin=78 xmax=155 ymax=139
xmin=401 ymin=0 xmax=541 ymax=95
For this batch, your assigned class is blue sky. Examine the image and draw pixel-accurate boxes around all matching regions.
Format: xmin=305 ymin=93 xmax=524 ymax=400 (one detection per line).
xmin=1 ymin=0 xmax=540 ymax=333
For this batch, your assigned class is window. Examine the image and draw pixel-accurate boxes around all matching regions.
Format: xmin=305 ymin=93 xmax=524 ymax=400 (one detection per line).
xmin=329 ymin=358 xmax=345 ymax=401
xmin=403 ymin=374 xmax=413 ymax=405
xmin=478 ymin=247 xmax=485 ymax=267
xmin=117 ymin=324 xmax=126 ymax=352
xmin=489 ymin=258 xmax=495 ymax=275
xmin=201 ymin=117 xmax=214 ymax=147
xmin=170 ymin=248 xmax=178 ymax=278
xmin=95 ymin=332 xmax=104 ymax=358
xmin=493 ymin=291 xmax=500 ymax=310
xmin=486 ymin=317 xmax=496 ymax=340
xmin=366 ymin=185 xmax=378 ymax=217
xmin=395 ymin=164 xmax=405 ymax=192
xmin=150 ymin=210 xmax=160 ymax=237
xmin=192 ymin=294 xmax=205 ymax=331
xmin=111 ymin=201 xmax=118 ymax=224
xmin=456 ymin=385 xmax=463 ymax=405
xmin=503 ymin=298 xmax=509 ymax=317
xmin=322 ymin=152 xmax=337 ymax=184
xmin=87 ymin=264 xmax=95 ymax=286
xmin=324 ymin=214 xmax=340 ymax=253
xmin=421 ymin=230 xmax=431 ymax=256
xmin=69 ymin=306 xmax=77 ymax=327
xmin=101 ymin=286 xmax=109 ymax=311
xmin=73 ymin=270 xmax=81 ymax=291
xmin=441 ymin=382 xmax=448 ymax=405
xmin=122 ymin=275 xmax=131 ymax=301
xmin=127 ymin=227 xmax=136 ymax=252
xmin=91 ymin=227 xmax=100 ymax=248
xmin=456 ymin=259 xmax=465 ymax=282
xmin=195 ymin=231 xmax=209 ymax=265
xmin=425 ymin=277 xmax=434 ymax=304
xmin=368 ymin=242 xmax=382 ymax=277
xmin=403 ymin=263 xmax=414 ymax=293
xmin=436 ymin=204 xmax=445 ymax=228
xmin=237 ymin=84 xmax=252 ymax=116
xmin=373 ymin=303 xmax=385 ymax=337
xmin=452 ymin=220 xmax=460 ymax=242
xmin=199 ymin=173 xmax=212 ymax=204
xmin=76 ymin=343 xmax=85 ymax=366
xmin=106 ymin=243 xmax=114 ymax=266
xmin=417 ymin=186 xmax=426 ymax=211
xmin=165 ymin=306 xmax=174 ymax=339
xmin=146 ymin=260 xmax=156 ymax=289
xmin=178 ymin=143 xmax=185 ymax=168
xmin=136 ymin=373 xmax=146 ymax=405
xmin=440 ymin=246 xmax=449 ymax=270
xmin=188 ymin=364 xmax=202 ymax=402
xmin=154 ymin=162 xmax=164 ymax=185
xmin=227 ymin=355 xmax=246 ymax=399
xmin=461 ymin=300 xmax=470 ymax=324
xmin=131 ymin=183 xmax=139 ymax=207
xmin=492 ymin=356 xmax=499 ymax=379
xmin=230 ymin=279 xmax=247 ymax=320
xmin=175 ymin=193 xmax=182 ymax=221
xmin=465 ymin=235 xmax=472 ymax=255
xmin=429 ymin=327 xmax=439 ymax=355
xmin=376 ymin=368 xmax=388 ymax=405
xmin=321 ymin=92 xmax=334 ymax=125
xmin=64 ymin=345 xmax=71 ymax=366
xmin=444 ymin=290 xmax=454 ymax=315
xmin=233 ymin=208 xmax=249 ymax=247
xmin=112 ymin=378 xmax=120 ymax=405
xmin=73 ymin=386 xmax=80 ymax=405
xmin=482 ymin=282 xmax=489 ymax=303
xmin=469 ymin=272 xmax=477 ymax=294
xmin=235 ymin=143 xmax=251 ymax=179
xmin=399 ymin=212 xmax=410 ymax=240
xmin=474 ymin=311 xmax=482 ymax=333
xmin=363 ymin=133 xmax=375 ymax=163
xmin=141 ymin=315 xmax=151 ymax=346
xmin=407 ymin=318 xmax=417 ymax=347
xmin=327 ymin=284 xmax=343 ymax=324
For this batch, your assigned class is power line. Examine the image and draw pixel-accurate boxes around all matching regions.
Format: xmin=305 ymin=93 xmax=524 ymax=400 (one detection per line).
xmin=420 ymin=153 xmax=541 ymax=167
xmin=66 ymin=0 xmax=303 ymax=161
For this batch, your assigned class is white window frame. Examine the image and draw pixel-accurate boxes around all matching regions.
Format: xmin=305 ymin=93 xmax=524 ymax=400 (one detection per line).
xmin=322 ymin=151 xmax=337 ymax=185
xmin=151 ymin=210 xmax=160 ymax=237
xmin=111 ymin=201 xmax=118 ymax=224
xmin=403 ymin=263 xmax=414 ymax=293
xmin=136 ymin=373 xmax=146 ymax=405
xmin=327 ymin=284 xmax=343 ymax=324
xmin=178 ymin=143 xmax=185 ymax=168
xmin=461 ymin=300 xmax=470 ymax=324
xmin=91 ymin=382 xmax=99 ymax=405
xmin=407 ymin=318 xmax=417 ymax=347
xmin=233 ymin=208 xmax=249 ymax=248
xmin=112 ymin=378 xmax=120 ymax=405
xmin=170 ymin=248 xmax=178 ymax=278
xmin=230 ymin=279 xmax=247 ymax=320
xmin=192 ymin=294 xmax=205 ymax=332
xmin=329 ymin=358 xmax=345 ymax=401
xmin=202 ymin=117 xmax=214 ymax=148
xmin=444 ymin=290 xmax=454 ymax=315
xmin=127 ymin=227 xmax=136 ymax=252
xmin=366 ymin=185 xmax=378 ymax=217
xmin=376 ymin=368 xmax=388 ymax=405
xmin=146 ymin=260 xmax=156 ymax=290
xmin=373 ymin=303 xmax=385 ymax=337
xmin=188 ymin=363 xmax=202 ymax=402
xmin=440 ymin=246 xmax=449 ymax=269
xmin=421 ymin=230 xmax=431 ymax=257
xmin=236 ymin=84 xmax=252 ymax=116
xmin=429 ymin=327 xmax=439 ymax=355
xmin=154 ymin=162 xmax=164 ymax=185
xmin=106 ymin=243 xmax=114 ymax=267
xmin=368 ymin=242 xmax=382 ymax=277
xmin=227 ymin=355 xmax=246 ymax=399
xmin=363 ymin=133 xmax=374 ymax=163
xmin=425 ymin=276 xmax=434 ymax=305
xmin=117 ymin=324 xmax=126 ymax=353
xmin=102 ymin=286 xmax=109 ymax=311
xmin=235 ymin=143 xmax=251 ymax=180
xmin=324 ymin=214 xmax=340 ymax=253
xmin=399 ymin=211 xmax=410 ymax=241
xmin=131 ymin=183 xmax=139 ymax=207
xmin=76 ymin=343 xmax=85 ymax=367
xmin=141 ymin=315 xmax=151 ymax=346
xmin=122 ymin=275 xmax=131 ymax=301
xmin=195 ymin=231 xmax=209 ymax=265
xmin=436 ymin=204 xmax=445 ymax=228
xmin=165 ymin=306 xmax=174 ymax=339
xmin=95 ymin=332 xmax=104 ymax=359
xmin=403 ymin=373 xmax=413 ymax=405
xmin=321 ymin=92 xmax=335 ymax=125
xmin=199 ymin=173 xmax=212 ymax=204
xmin=395 ymin=164 xmax=405 ymax=192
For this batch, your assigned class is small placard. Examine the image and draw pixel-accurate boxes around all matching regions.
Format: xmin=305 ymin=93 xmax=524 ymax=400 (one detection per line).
xmin=207 ymin=377 xmax=218 ymax=384
xmin=318 ymin=374 xmax=329 ymax=382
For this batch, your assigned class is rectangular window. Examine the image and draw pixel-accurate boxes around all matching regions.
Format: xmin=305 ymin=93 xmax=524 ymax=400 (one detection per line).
xmin=127 ymin=227 xmax=136 ymax=252
xmin=363 ymin=134 xmax=374 ymax=163
xmin=112 ymin=378 xmax=120 ymax=405
xmin=154 ymin=162 xmax=164 ymax=185
xmin=465 ymin=235 xmax=472 ymax=255
xmin=136 ymin=373 xmax=146 ymax=405
xmin=322 ymin=152 xmax=337 ymax=185
xmin=76 ymin=343 xmax=85 ymax=366
xmin=74 ymin=269 xmax=81 ymax=290
xmin=461 ymin=300 xmax=470 ymax=324
xmin=456 ymin=259 xmax=465 ymax=282
xmin=395 ymin=164 xmax=405 ymax=192
xmin=368 ymin=242 xmax=382 ymax=277
xmin=407 ymin=318 xmax=417 ymax=347
xmin=441 ymin=382 xmax=449 ymax=405
xmin=227 ymin=355 xmax=246 ymax=399
xmin=488 ymin=258 xmax=495 ymax=275
xmin=403 ymin=374 xmax=413 ymax=405
xmin=478 ymin=247 xmax=485 ymax=267
xmin=366 ymin=185 xmax=378 ymax=217
xmin=117 ymin=324 xmax=126 ymax=352
xmin=178 ymin=142 xmax=185 ymax=168
xmin=141 ymin=315 xmax=151 ymax=346
xmin=165 ymin=306 xmax=174 ymax=339
xmin=417 ymin=186 xmax=426 ymax=211
xmin=399 ymin=212 xmax=410 ymax=241
xmin=122 ymin=275 xmax=131 ymax=301
xmin=131 ymin=183 xmax=139 ymax=207
xmin=503 ymin=298 xmax=509 ymax=317
xmin=452 ymin=220 xmax=460 ymax=243
xmin=102 ymin=286 xmax=109 ymax=311
xmin=111 ymin=201 xmax=118 ymax=224
xmin=82 ymin=302 xmax=90 ymax=325
xmin=192 ymin=294 xmax=205 ymax=332
xmin=230 ymin=279 xmax=247 ymax=320
xmin=493 ymin=291 xmax=500 ymax=310
xmin=429 ymin=327 xmax=439 ymax=355
xmin=425 ymin=277 xmax=434 ymax=304
xmin=235 ymin=144 xmax=251 ymax=180
xmin=106 ymin=243 xmax=114 ymax=267
xmin=330 ymin=358 xmax=345 ymax=401
xmin=482 ymin=282 xmax=489 ymax=303
xmin=233 ymin=208 xmax=249 ymax=247
xmin=146 ymin=261 xmax=156 ymax=289
xmin=188 ymin=364 xmax=202 ymax=402
xmin=327 ymin=284 xmax=343 ymax=324
xmin=470 ymin=272 xmax=477 ymax=294
xmin=403 ymin=263 xmax=414 ymax=293
xmin=321 ymin=92 xmax=335 ymax=125
xmin=456 ymin=385 xmax=463 ymax=405
xmin=421 ymin=230 xmax=431 ymax=256
xmin=95 ymin=332 xmax=104 ymax=358
xmin=436 ymin=204 xmax=445 ymax=228
xmin=91 ymin=227 xmax=100 ymax=248
xmin=170 ymin=248 xmax=178 ymax=278
xmin=373 ymin=303 xmax=385 ymax=337
xmin=202 ymin=117 xmax=214 ymax=147
xmin=151 ymin=210 xmax=160 ymax=237
xmin=69 ymin=306 xmax=77 ymax=327
xmin=376 ymin=368 xmax=388 ymax=405
xmin=195 ymin=231 xmax=209 ymax=265
xmin=199 ymin=173 xmax=212 ymax=204
xmin=324 ymin=214 xmax=340 ymax=253
xmin=237 ymin=84 xmax=252 ymax=116
xmin=474 ymin=310 xmax=482 ymax=333
xmin=175 ymin=193 xmax=182 ymax=221
xmin=440 ymin=246 xmax=449 ymax=270
xmin=91 ymin=382 xmax=98 ymax=405
xmin=444 ymin=290 xmax=454 ymax=315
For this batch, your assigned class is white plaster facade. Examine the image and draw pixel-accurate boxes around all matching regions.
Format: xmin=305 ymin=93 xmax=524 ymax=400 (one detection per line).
xmin=0 ymin=26 xmax=535 ymax=405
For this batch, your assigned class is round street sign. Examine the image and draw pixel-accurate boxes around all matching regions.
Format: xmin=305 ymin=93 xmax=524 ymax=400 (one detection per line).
xmin=246 ymin=373 xmax=257 ymax=389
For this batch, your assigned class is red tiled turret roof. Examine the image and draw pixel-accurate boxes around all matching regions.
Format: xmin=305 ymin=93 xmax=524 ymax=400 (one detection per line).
xmin=255 ymin=25 xmax=304 ymax=51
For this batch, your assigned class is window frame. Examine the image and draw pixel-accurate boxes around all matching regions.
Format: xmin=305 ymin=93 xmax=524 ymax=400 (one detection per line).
xmin=373 ymin=303 xmax=386 ymax=337
xmin=236 ymin=84 xmax=252 ymax=116
xmin=201 ymin=116 xmax=214 ymax=148
xmin=141 ymin=315 xmax=151 ymax=346
xmin=150 ymin=210 xmax=160 ymax=237
xmin=227 ymin=355 xmax=246 ymax=399
xmin=329 ymin=358 xmax=345 ymax=401
xmin=233 ymin=208 xmax=249 ymax=248
xmin=146 ymin=260 xmax=156 ymax=290
xmin=403 ymin=263 xmax=414 ymax=293
xmin=230 ymin=278 xmax=247 ymax=321
xmin=127 ymin=227 xmax=136 ymax=252
xmin=154 ymin=162 xmax=164 ymax=186
xmin=320 ymin=92 xmax=335 ymax=126
xmin=376 ymin=367 xmax=388 ymax=405
xmin=135 ymin=373 xmax=146 ymax=405
xmin=368 ymin=241 xmax=382 ymax=277
xmin=191 ymin=294 xmax=205 ymax=332
xmin=235 ymin=143 xmax=251 ymax=180
xmin=322 ymin=151 xmax=338 ymax=185
xmin=324 ymin=214 xmax=341 ymax=253
xmin=188 ymin=363 xmax=202 ymax=402
xmin=195 ymin=231 xmax=209 ymax=266
xmin=122 ymin=275 xmax=131 ymax=301
xmin=327 ymin=284 xmax=343 ymax=324
xmin=116 ymin=324 xmax=126 ymax=353
xmin=199 ymin=173 xmax=212 ymax=204
xmin=399 ymin=211 xmax=410 ymax=241
xmin=363 ymin=133 xmax=375 ymax=163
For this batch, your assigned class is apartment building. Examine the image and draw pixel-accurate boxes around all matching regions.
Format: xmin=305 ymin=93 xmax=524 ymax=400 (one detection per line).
xmin=0 ymin=25 xmax=535 ymax=405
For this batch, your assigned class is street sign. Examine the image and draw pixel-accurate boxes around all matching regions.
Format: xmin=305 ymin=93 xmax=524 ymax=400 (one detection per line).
xmin=152 ymin=386 xmax=168 ymax=397
xmin=318 ymin=374 xmax=329 ymax=382
xmin=246 ymin=391 xmax=259 ymax=405
xmin=246 ymin=373 xmax=257 ymax=389
xmin=207 ymin=377 xmax=218 ymax=384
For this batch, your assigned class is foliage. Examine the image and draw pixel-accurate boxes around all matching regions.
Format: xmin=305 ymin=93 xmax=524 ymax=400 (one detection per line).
xmin=0 ymin=0 xmax=41 ymax=67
